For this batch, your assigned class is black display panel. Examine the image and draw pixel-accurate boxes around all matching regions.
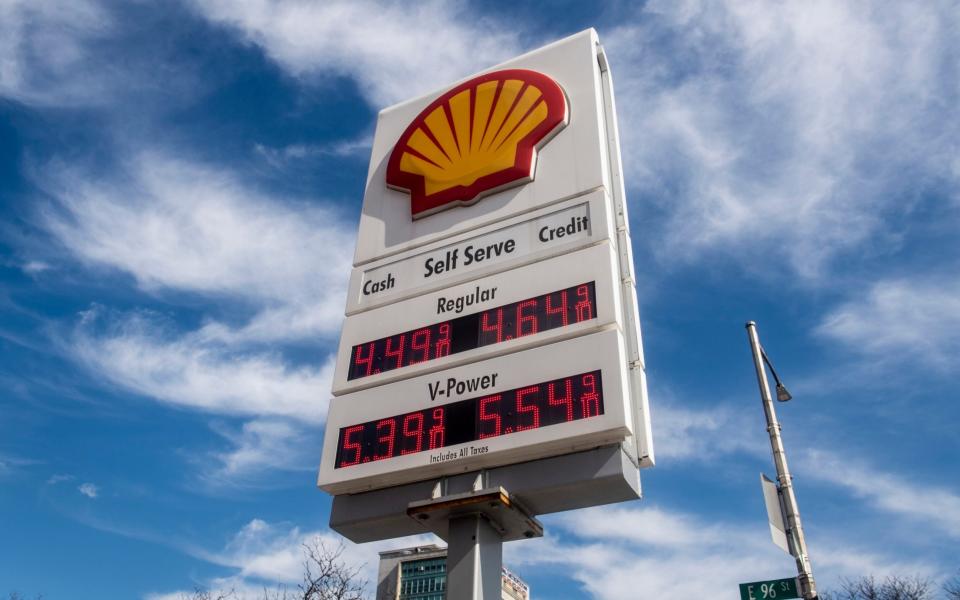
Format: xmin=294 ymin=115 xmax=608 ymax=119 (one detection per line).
xmin=335 ymin=370 xmax=604 ymax=468
xmin=348 ymin=282 xmax=597 ymax=380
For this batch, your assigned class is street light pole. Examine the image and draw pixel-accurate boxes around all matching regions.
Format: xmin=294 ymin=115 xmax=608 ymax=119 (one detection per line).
xmin=745 ymin=321 xmax=818 ymax=600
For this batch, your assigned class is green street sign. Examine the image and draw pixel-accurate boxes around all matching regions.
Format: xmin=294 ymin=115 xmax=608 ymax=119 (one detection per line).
xmin=739 ymin=577 xmax=799 ymax=600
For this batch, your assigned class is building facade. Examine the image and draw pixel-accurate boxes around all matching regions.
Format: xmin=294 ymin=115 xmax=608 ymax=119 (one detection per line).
xmin=376 ymin=545 xmax=529 ymax=600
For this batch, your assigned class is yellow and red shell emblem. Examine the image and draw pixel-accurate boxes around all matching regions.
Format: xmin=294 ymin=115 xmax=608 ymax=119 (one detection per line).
xmin=387 ymin=69 xmax=569 ymax=219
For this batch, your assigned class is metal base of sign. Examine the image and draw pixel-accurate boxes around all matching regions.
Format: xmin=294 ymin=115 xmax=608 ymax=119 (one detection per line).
xmin=408 ymin=486 xmax=543 ymax=542
xmin=447 ymin=513 xmax=505 ymax=600
xmin=406 ymin=486 xmax=541 ymax=600
xmin=329 ymin=443 xmax=639 ymax=543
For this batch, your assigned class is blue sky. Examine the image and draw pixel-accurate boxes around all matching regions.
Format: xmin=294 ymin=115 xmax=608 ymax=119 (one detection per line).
xmin=1 ymin=1 xmax=959 ymax=598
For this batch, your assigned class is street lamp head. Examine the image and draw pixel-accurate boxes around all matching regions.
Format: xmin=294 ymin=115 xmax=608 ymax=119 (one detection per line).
xmin=776 ymin=383 xmax=792 ymax=402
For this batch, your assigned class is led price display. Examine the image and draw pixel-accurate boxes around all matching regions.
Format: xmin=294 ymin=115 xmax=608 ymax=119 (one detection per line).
xmin=335 ymin=370 xmax=603 ymax=468
xmin=349 ymin=282 xmax=597 ymax=380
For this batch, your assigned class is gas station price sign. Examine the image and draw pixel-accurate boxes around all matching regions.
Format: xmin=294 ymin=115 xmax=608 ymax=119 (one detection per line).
xmin=319 ymin=30 xmax=654 ymax=499
xmin=348 ymin=282 xmax=597 ymax=380
xmin=335 ymin=370 xmax=604 ymax=468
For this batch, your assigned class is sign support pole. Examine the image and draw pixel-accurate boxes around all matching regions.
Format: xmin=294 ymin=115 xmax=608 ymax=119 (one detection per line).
xmin=406 ymin=484 xmax=542 ymax=600
xmin=745 ymin=322 xmax=818 ymax=600
xmin=447 ymin=514 xmax=503 ymax=600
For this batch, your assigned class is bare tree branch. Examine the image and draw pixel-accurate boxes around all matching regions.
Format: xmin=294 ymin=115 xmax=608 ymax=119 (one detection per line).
xmin=944 ymin=572 xmax=960 ymax=600
xmin=171 ymin=538 xmax=366 ymax=600
xmin=820 ymin=575 xmax=932 ymax=600
xmin=179 ymin=587 xmax=236 ymax=600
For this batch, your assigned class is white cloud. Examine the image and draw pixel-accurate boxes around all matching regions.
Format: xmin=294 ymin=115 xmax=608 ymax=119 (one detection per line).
xmin=816 ymin=277 xmax=960 ymax=370
xmin=513 ymin=503 xmax=937 ymax=599
xmin=47 ymin=473 xmax=74 ymax=485
xmin=605 ymin=0 xmax=960 ymax=280
xmin=27 ymin=151 xmax=343 ymax=425
xmin=72 ymin=308 xmax=334 ymax=423
xmin=147 ymin=518 xmax=440 ymax=599
xmin=509 ymin=506 xmax=784 ymax=599
xmin=653 ymin=401 xmax=766 ymax=461
xmin=253 ymin=137 xmax=373 ymax=169
xmin=204 ymin=418 xmax=316 ymax=484
xmin=0 ymin=454 xmax=41 ymax=476
xmin=78 ymin=482 xmax=99 ymax=498
xmin=21 ymin=260 xmax=52 ymax=274
xmin=40 ymin=154 xmax=353 ymax=343
xmin=802 ymin=449 xmax=960 ymax=539
xmin=188 ymin=0 xmax=521 ymax=106
xmin=0 ymin=0 xmax=113 ymax=105
xmin=34 ymin=152 xmax=352 ymax=479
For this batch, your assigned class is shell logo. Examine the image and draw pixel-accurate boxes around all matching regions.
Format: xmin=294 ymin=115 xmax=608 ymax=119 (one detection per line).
xmin=386 ymin=69 xmax=569 ymax=219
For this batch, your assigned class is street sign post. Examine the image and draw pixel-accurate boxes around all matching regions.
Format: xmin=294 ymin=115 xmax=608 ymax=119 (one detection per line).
xmin=740 ymin=577 xmax=800 ymax=600
xmin=747 ymin=323 xmax=818 ymax=599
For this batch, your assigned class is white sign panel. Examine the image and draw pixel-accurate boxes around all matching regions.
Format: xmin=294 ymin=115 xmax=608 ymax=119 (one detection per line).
xmin=353 ymin=29 xmax=609 ymax=265
xmin=762 ymin=473 xmax=793 ymax=555
xmin=334 ymin=242 xmax=623 ymax=395
xmin=319 ymin=328 xmax=632 ymax=495
xmin=318 ymin=29 xmax=653 ymax=502
xmin=346 ymin=190 xmax=612 ymax=315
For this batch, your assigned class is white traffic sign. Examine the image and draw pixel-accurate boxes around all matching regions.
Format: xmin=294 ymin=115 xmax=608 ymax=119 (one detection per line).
xmin=762 ymin=473 xmax=793 ymax=555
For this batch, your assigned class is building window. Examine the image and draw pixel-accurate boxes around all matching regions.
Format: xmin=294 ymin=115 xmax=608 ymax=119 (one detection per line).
xmin=399 ymin=557 xmax=447 ymax=600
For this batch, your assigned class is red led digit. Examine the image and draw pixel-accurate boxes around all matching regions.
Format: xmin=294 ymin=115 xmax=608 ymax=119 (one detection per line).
xmin=340 ymin=425 xmax=364 ymax=467
xmin=580 ymin=373 xmax=600 ymax=418
xmin=384 ymin=334 xmax=406 ymax=370
xmin=410 ymin=328 xmax=432 ymax=364
xmin=545 ymin=290 xmax=569 ymax=326
xmin=480 ymin=307 xmax=504 ymax=344
xmin=516 ymin=385 xmax=541 ymax=431
xmin=401 ymin=412 xmax=424 ymax=454
xmin=435 ymin=323 xmax=452 ymax=358
xmin=575 ymin=284 xmax=594 ymax=322
xmin=353 ymin=342 xmax=376 ymax=377
xmin=478 ymin=394 xmax=502 ymax=439
xmin=516 ymin=299 xmax=538 ymax=337
xmin=548 ymin=378 xmax=575 ymax=422
xmin=428 ymin=407 xmax=445 ymax=449
xmin=374 ymin=418 xmax=396 ymax=460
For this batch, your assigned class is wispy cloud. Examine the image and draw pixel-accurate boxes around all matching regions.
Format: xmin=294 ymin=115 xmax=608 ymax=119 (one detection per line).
xmin=0 ymin=0 xmax=113 ymax=105
xmin=816 ymin=276 xmax=960 ymax=371
xmin=606 ymin=0 xmax=960 ymax=280
xmin=188 ymin=0 xmax=522 ymax=106
xmin=253 ymin=137 xmax=373 ymax=169
xmin=31 ymin=149 xmax=351 ymax=490
xmin=39 ymin=154 xmax=353 ymax=343
xmin=146 ymin=518 xmax=440 ymax=599
xmin=71 ymin=307 xmax=334 ymax=423
xmin=653 ymin=400 xmax=766 ymax=461
xmin=78 ymin=482 xmax=99 ymax=498
xmin=202 ymin=419 xmax=317 ymax=486
xmin=513 ymin=503 xmax=938 ymax=598
xmin=0 ymin=454 xmax=40 ymax=476
xmin=802 ymin=449 xmax=960 ymax=539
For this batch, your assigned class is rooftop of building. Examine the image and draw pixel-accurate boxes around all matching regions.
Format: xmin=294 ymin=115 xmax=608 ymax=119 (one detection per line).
xmin=378 ymin=544 xmax=447 ymax=560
